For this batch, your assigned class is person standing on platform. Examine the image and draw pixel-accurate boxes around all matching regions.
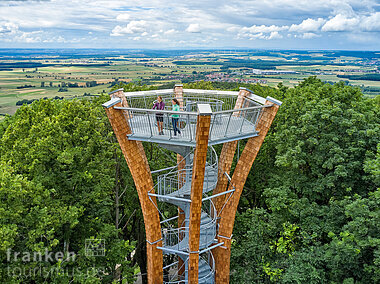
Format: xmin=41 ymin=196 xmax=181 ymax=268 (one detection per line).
xmin=152 ymin=96 xmax=165 ymax=135
xmin=171 ymin=98 xmax=181 ymax=137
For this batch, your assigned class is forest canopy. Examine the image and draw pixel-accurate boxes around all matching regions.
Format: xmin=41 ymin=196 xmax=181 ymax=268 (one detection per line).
xmin=0 ymin=77 xmax=379 ymax=283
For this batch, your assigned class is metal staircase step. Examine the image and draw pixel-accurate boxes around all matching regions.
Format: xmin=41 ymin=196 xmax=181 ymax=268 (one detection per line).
xmin=162 ymin=211 xmax=216 ymax=254
xmin=153 ymin=144 xmax=219 ymax=283
xmin=198 ymin=258 xmax=214 ymax=283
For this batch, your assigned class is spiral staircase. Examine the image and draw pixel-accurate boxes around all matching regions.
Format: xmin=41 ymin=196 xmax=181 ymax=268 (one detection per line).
xmin=148 ymin=144 xmax=221 ymax=283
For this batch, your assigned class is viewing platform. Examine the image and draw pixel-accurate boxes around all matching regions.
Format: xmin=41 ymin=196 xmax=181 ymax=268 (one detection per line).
xmin=103 ymin=87 xmax=280 ymax=146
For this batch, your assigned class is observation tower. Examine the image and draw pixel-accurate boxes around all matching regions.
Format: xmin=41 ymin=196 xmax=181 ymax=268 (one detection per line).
xmin=102 ymin=84 xmax=281 ymax=284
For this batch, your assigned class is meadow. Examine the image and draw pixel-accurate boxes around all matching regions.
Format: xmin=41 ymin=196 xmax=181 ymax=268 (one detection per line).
xmin=0 ymin=49 xmax=379 ymax=117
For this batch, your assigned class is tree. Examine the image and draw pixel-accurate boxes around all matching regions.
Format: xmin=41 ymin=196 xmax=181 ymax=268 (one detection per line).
xmin=183 ymin=80 xmax=214 ymax=90
xmin=110 ymin=82 xmax=154 ymax=92
xmin=0 ymin=97 xmax=137 ymax=283
xmin=231 ymin=77 xmax=379 ymax=283
xmin=272 ymin=77 xmax=378 ymax=201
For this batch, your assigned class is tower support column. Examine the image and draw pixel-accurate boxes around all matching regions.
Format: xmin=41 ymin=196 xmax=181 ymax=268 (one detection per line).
xmin=188 ymin=106 xmax=212 ymax=283
xmin=174 ymin=83 xmax=187 ymax=277
xmin=214 ymin=97 xmax=281 ymax=284
xmin=103 ymin=97 xmax=163 ymax=284
xmin=212 ymin=87 xmax=251 ymax=213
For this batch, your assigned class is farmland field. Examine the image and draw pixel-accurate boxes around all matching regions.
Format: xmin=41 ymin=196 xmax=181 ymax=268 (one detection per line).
xmin=0 ymin=49 xmax=379 ymax=118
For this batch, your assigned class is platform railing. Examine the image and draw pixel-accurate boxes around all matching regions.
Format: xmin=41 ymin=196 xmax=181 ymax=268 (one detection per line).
xmin=182 ymin=97 xmax=223 ymax=113
xmin=162 ymin=226 xmax=188 ymax=250
xmin=115 ymin=104 xmax=271 ymax=143
xmin=118 ymin=107 xmax=198 ymax=141
xmin=209 ymin=105 xmax=265 ymax=141
xmin=150 ymin=96 xmax=224 ymax=113
xmin=124 ymin=89 xmax=239 ymax=111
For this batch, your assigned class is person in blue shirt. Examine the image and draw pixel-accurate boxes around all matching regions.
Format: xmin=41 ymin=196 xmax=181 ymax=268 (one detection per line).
xmin=152 ymin=96 xmax=165 ymax=135
xmin=171 ymin=98 xmax=181 ymax=136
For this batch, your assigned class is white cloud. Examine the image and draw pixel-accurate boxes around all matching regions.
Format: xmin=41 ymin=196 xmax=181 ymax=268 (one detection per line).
xmin=360 ymin=12 xmax=380 ymax=31
xmin=0 ymin=0 xmax=379 ymax=47
xmin=164 ymin=29 xmax=176 ymax=35
xmin=321 ymin=12 xmax=380 ymax=32
xmin=116 ymin=13 xmax=130 ymax=22
xmin=322 ymin=14 xmax=359 ymax=32
xmin=0 ymin=22 xmax=18 ymax=34
xmin=289 ymin=18 xmax=325 ymax=33
xmin=268 ymin=31 xmax=282 ymax=39
xmin=14 ymin=31 xmax=42 ymax=43
xmin=242 ymin=24 xmax=288 ymax=34
xmin=296 ymin=32 xmax=319 ymax=39
xmin=110 ymin=26 xmax=124 ymax=36
xmin=238 ymin=24 xmax=287 ymax=40
xmin=111 ymin=20 xmax=148 ymax=36
xmin=186 ymin=23 xmax=201 ymax=33
xmin=0 ymin=22 xmax=43 ymax=43
xmin=43 ymin=35 xmax=66 ymax=43
xmin=288 ymin=11 xmax=380 ymax=38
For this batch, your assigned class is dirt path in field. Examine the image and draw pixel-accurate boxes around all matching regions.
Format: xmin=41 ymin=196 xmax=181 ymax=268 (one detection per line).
xmin=17 ymin=89 xmax=45 ymax=94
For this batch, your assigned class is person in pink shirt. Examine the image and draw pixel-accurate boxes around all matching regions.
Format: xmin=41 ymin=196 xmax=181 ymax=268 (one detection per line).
xmin=152 ymin=96 xmax=165 ymax=135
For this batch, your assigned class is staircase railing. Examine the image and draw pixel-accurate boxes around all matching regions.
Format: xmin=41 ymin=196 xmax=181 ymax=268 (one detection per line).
xmin=157 ymin=166 xmax=217 ymax=197
xmin=155 ymin=146 xmax=218 ymax=198
xmin=163 ymin=252 xmax=215 ymax=284
xmin=161 ymin=199 xmax=217 ymax=251
xmin=198 ymin=252 xmax=215 ymax=283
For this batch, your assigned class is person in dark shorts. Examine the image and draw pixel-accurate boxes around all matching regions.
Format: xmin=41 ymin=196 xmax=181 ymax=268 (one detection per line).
xmin=152 ymin=96 xmax=165 ymax=135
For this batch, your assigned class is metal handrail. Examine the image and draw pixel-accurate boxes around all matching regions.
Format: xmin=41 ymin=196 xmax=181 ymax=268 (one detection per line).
xmin=163 ymin=252 xmax=215 ymax=284
xmin=119 ymin=105 xmax=264 ymax=145
xmin=157 ymin=166 xmax=218 ymax=197
xmin=163 ymin=253 xmax=215 ymax=284
xmin=198 ymin=252 xmax=215 ymax=283
xmin=126 ymin=93 xmax=226 ymax=111
xmin=115 ymin=106 xmax=197 ymax=115
xmin=114 ymin=104 xmax=270 ymax=114
xmin=162 ymin=199 xmax=217 ymax=250
xmin=212 ymin=104 xmax=272 ymax=114
xmin=155 ymin=146 xmax=218 ymax=198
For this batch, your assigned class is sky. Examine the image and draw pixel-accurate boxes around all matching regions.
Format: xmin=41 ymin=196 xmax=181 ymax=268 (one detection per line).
xmin=0 ymin=0 xmax=379 ymax=50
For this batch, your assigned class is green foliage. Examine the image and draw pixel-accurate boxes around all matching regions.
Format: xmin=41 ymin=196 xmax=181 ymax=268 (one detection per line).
xmin=273 ymin=77 xmax=378 ymax=201
xmin=0 ymin=96 xmax=137 ymax=283
xmin=183 ymin=81 xmax=214 ymax=90
xmin=1 ymin=76 xmax=379 ymax=283
xmin=270 ymin=223 xmax=299 ymax=256
xmin=231 ymin=77 xmax=380 ymax=283
xmin=110 ymin=82 xmax=155 ymax=92
xmin=337 ymin=73 xmax=380 ymax=81
xmin=231 ymin=208 xmax=279 ymax=283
